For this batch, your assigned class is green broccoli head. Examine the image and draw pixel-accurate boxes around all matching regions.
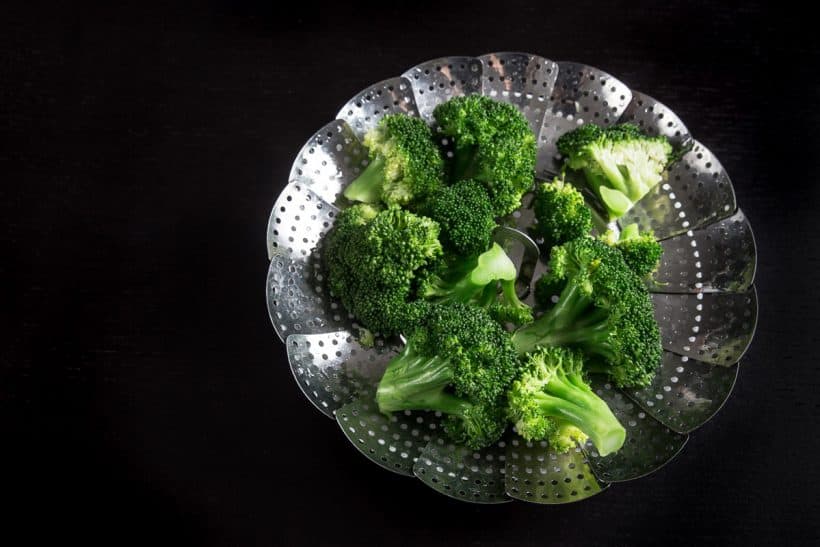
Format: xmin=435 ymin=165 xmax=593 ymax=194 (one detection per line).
xmin=512 ymin=237 xmax=662 ymax=388
xmin=533 ymin=177 xmax=593 ymax=252
xmin=533 ymin=269 xmax=564 ymax=311
xmin=416 ymin=243 xmax=532 ymax=327
xmin=600 ymin=223 xmax=663 ymax=279
xmin=557 ymin=123 xmax=673 ymax=220
xmin=423 ymin=179 xmax=496 ymax=257
xmin=443 ymin=403 xmax=508 ymax=450
xmin=324 ymin=205 xmax=442 ymax=335
xmin=343 ymin=114 xmax=444 ymax=207
xmin=487 ymin=278 xmax=534 ymax=326
xmin=507 ymin=346 xmax=625 ymax=456
xmin=376 ymin=302 xmax=521 ymax=449
xmin=433 ymin=96 xmax=536 ymax=216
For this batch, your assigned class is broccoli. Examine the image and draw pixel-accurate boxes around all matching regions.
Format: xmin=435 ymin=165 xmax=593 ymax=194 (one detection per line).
xmin=422 ymin=179 xmax=497 ymax=257
xmin=533 ymin=272 xmax=563 ymax=311
xmin=511 ymin=237 xmax=662 ymax=388
xmin=490 ymin=278 xmax=535 ymax=327
xmin=507 ymin=346 xmax=626 ymax=456
xmin=324 ymin=204 xmax=442 ymax=335
xmin=375 ymin=303 xmax=521 ymax=449
xmin=417 ymin=243 xmax=532 ymax=326
xmin=557 ymin=123 xmax=673 ymax=220
xmin=343 ymin=114 xmax=444 ymax=207
xmin=433 ymin=96 xmax=536 ymax=216
xmin=600 ymin=223 xmax=663 ymax=279
xmin=532 ymin=177 xmax=592 ymax=251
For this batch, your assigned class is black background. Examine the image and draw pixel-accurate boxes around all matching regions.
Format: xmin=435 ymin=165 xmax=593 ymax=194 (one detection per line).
xmin=3 ymin=1 xmax=819 ymax=545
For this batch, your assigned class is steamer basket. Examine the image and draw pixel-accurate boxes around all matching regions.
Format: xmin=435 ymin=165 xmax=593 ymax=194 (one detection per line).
xmin=266 ymin=53 xmax=757 ymax=504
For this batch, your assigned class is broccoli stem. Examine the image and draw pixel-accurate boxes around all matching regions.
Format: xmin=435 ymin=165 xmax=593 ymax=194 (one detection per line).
xmin=343 ymin=155 xmax=386 ymax=203
xmin=531 ymin=373 xmax=625 ymax=457
xmin=376 ymin=348 xmax=498 ymax=450
xmin=427 ymin=271 xmax=487 ymax=305
xmin=422 ymin=243 xmax=517 ymax=305
xmin=586 ymin=163 xmax=627 ymax=196
xmin=499 ymin=278 xmax=530 ymax=313
xmin=512 ymin=277 xmax=593 ymax=354
xmin=379 ymin=384 xmax=474 ymax=419
xmin=376 ymin=343 xmax=454 ymax=413
xmin=513 ymin=288 xmax=617 ymax=360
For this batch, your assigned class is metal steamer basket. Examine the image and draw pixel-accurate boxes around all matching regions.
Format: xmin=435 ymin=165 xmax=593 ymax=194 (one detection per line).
xmin=265 ymin=53 xmax=758 ymax=504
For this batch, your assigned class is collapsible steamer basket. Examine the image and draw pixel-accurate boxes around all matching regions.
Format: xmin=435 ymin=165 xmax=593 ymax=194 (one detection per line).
xmin=266 ymin=53 xmax=758 ymax=504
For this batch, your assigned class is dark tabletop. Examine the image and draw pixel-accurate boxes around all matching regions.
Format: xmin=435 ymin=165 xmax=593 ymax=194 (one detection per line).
xmin=3 ymin=1 xmax=819 ymax=545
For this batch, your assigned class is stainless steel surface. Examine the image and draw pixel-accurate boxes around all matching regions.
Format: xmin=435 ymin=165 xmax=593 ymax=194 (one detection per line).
xmin=266 ymin=184 xmax=347 ymax=341
xmin=652 ymin=209 xmax=756 ymax=293
xmin=653 ymin=288 xmax=758 ymax=366
xmin=336 ymin=393 xmax=442 ymax=477
xmin=413 ymin=438 xmax=511 ymax=504
xmin=336 ymin=77 xmax=419 ymax=140
xmin=266 ymin=254 xmax=346 ymax=341
xmin=401 ymin=57 xmax=483 ymax=122
xmin=620 ymin=140 xmax=737 ymax=240
xmin=286 ymin=120 xmax=366 ymax=206
xmin=505 ymin=436 xmax=608 ymax=504
xmin=582 ymin=377 xmax=688 ymax=482
xmin=620 ymin=90 xmax=692 ymax=149
xmin=479 ymin=52 xmax=558 ymax=135
xmin=267 ymin=53 xmax=758 ymax=504
xmin=266 ymin=182 xmax=338 ymax=261
xmin=286 ymin=331 xmax=398 ymax=418
xmin=537 ymin=62 xmax=633 ymax=177
xmin=627 ymin=352 xmax=739 ymax=434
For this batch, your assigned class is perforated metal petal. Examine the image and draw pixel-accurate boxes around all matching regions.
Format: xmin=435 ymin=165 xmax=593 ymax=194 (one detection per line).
xmin=286 ymin=120 xmax=367 ymax=205
xmin=652 ymin=209 xmax=756 ymax=293
xmin=335 ymin=77 xmax=419 ymax=140
xmin=413 ymin=438 xmax=510 ymax=504
xmin=265 ymin=184 xmax=351 ymax=341
xmin=505 ymin=436 xmax=608 ymax=504
xmin=620 ymin=91 xmax=692 ymax=149
xmin=582 ymin=378 xmax=688 ymax=482
xmin=620 ymin=140 xmax=737 ymax=240
xmin=479 ymin=52 xmax=557 ymax=134
xmin=286 ymin=331 xmax=400 ymax=418
xmin=266 ymin=252 xmax=350 ymax=341
xmin=266 ymin=182 xmax=338 ymax=260
xmin=537 ymin=62 xmax=633 ymax=177
xmin=627 ymin=352 xmax=739 ymax=434
xmin=652 ymin=289 xmax=758 ymax=366
xmin=402 ymin=57 xmax=483 ymax=122
xmin=336 ymin=394 xmax=442 ymax=477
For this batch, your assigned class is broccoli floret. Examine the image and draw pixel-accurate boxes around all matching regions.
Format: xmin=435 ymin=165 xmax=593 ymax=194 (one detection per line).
xmin=489 ymin=278 xmax=534 ymax=326
xmin=343 ymin=114 xmax=444 ymax=207
xmin=557 ymin=123 xmax=673 ymax=220
xmin=324 ymin=205 xmax=442 ymax=335
xmin=532 ymin=177 xmax=593 ymax=251
xmin=507 ymin=346 xmax=626 ymax=456
xmin=600 ymin=223 xmax=663 ymax=278
xmin=511 ymin=237 xmax=662 ymax=388
xmin=375 ymin=303 xmax=521 ymax=449
xmin=423 ymin=179 xmax=497 ymax=257
xmin=417 ymin=243 xmax=532 ymax=326
xmin=433 ymin=96 xmax=536 ymax=216
xmin=533 ymin=272 xmax=563 ymax=311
